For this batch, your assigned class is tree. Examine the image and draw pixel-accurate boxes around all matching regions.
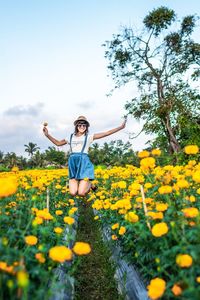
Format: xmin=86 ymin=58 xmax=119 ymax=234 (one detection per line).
xmin=44 ymin=147 xmax=67 ymax=166
xmin=24 ymin=142 xmax=40 ymax=158
xmin=104 ymin=6 xmax=200 ymax=153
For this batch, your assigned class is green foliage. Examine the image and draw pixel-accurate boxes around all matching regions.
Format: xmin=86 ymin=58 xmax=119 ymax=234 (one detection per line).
xmin=44 ymin=146 xmax=67 ymax=166
xmin=104 ymin=6 xmax=200 ymax=153
xmin=89 ymin=140 xmax=137 ymax=166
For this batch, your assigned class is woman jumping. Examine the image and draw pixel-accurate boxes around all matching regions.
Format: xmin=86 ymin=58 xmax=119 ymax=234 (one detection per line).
xmin=43 ymin=115 xmax=126 ymax=197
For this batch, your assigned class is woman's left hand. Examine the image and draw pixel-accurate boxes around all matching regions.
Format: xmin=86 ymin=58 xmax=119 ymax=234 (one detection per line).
xmin=121 ymin=118 xmax=127 ymax=129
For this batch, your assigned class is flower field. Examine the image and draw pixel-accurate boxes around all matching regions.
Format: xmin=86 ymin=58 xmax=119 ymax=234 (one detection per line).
xmin=0 ymin=169 xmax=91 ymax=299
xmin=0 ymin=145 xmax=200 ymax=299
xmin=90 ymin=146 xmax=200 ymax=299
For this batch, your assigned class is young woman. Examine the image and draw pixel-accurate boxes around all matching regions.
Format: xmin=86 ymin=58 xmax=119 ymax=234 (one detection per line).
xmin=43 ymin=115 xmax=127 ymax=197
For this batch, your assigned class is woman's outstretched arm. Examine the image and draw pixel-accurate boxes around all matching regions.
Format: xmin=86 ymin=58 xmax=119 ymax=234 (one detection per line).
xmin=93 ymin=119 xmax=127 ymax=140
xmin=43 ymin=126 xmax=68 ymax=146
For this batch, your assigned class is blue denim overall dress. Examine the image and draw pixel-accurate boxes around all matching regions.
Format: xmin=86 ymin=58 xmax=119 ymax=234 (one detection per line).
xmin=68 ymin=133 xmax=94 ymax=180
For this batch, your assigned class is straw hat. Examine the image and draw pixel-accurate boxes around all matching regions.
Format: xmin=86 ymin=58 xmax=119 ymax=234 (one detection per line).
xmin=74 ymin=116 xmax=90 ymax=126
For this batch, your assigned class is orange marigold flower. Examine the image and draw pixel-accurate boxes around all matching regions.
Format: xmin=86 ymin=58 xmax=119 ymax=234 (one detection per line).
xmin=25 ymin=235 xmax=38 ymax=246
xmin=111 ymin=223 xmax=119 ymax=230
xmin=171 ymin=284 xmax=182 ymax=296
xmin=118 ymin=226 xmax=126 ymax=235
xmin=63 ymin=216 xmax=75 ymax=225
xmin=158 ymin=185 xmax=172 ymax=194
xmin=55 ymin=210 xmax=63 ymax=215
xmin=184 ymin=145 xmax=199 ymax=155
xmin=156 ymin=203 xmax=168 ymax=212
xmin=49 ymin=246 xmax=72 ymax=262
xmin=182 ymin=207 xmax=199 ymax=218
xmin=147 ymin=277 xmax=166 ymax=300
xmin=35 ymin=253 xmax=46 ymax=263
xmin=72 ymin=242 xmax=91 ymax=255
xmin=138 ymin=150 xmax=150 ymax=158
xmin=176 ymin=254 xmax=193 ymax=268
xmin=151 ymin=222 xmax=168 ymax=237
xmin=0 ymin=177 xmax=18 ymax=198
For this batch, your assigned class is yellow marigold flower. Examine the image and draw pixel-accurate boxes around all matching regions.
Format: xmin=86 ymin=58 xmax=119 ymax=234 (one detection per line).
xmin=182 ymin=207 xmax=199 ymax=218
xmin=192 ymin=171 xmax=200 ymax=183
xmin=112 ymin=234 xmax=118 ymax=240
xmin=55 ymin=210 xmax=63 ymax=215
xmin=11 ymin=166 xmax=19 ymax=172
xmin=125 ymin=212 xmax=139 ymax=223
xmin=0 ymin=177 xmax=18 ymax=198
xmin=54 ymin=227 xmax=63 ymax=234
xmin=111 ymin=223 xmax=119 ymax=230
xmin=144 ymin=182 xmax=153 ymax=189
xmin=158 ymin=185 xmax=172 ymax=194
xmin=176 ymin=254 xmax=193 ymax=268
xmin=151 ymin=149 xmax=161 ymax=156
xmin=147 ymin=212 xmax=164 ymax=220
xmin=140 ymin=157 xmax=156 ymax=169
xmin=138 ymin=150 xmax=150 ymax=158
xmin=118 ymin=226 xmax=126 ymax=235
xmin=72 ymin=242 xmax=91 ymax=255
xmin=32 ymin=217 xmax=43 ymax=226
xmin=147 ymin=277 xmax=166 ymax=300
xmin=68 ymin=207 xmax=78 ymax=215
xmin=25 ymin=235 xmax=38 ymax=246
xmin=176 ymin=179 xmax=189 ymax=189
xmin=184 ymin=145 xmax=199 ymax=155
xmin=55 ymin=184 xmax=62 ymax=189
xmin=63 ymin=216 xmax=75 ymax=225
xmin=94 ymin=215 xmax=99 ymax=220
xmin=196 ymin=276 xmax=200 ymax=283
xmin=171 ymin=284 xmax=182 ymax=296
xmin=17 ymin=271 xmax=29 ymax=287
xmin=118 ymin=181 xmax=127 ymax=189
xmin=151 ymin=222 xmax=168 ymax=237
xmin=35 ymin=253 xmax=46 ymax=263
xmin=156 ymin=203 xmax=168 ymax=212
xmin=36 ymin=209 xmax=53 ymax=220
xmin=49 ymin=246 xmax=72 ymax=262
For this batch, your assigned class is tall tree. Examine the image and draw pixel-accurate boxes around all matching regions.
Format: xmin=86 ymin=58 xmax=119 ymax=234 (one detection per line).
xmin=104 ymin=6 xmax=200 ymax=153
xmin=24 ymin=142 xmax=40 ymax=158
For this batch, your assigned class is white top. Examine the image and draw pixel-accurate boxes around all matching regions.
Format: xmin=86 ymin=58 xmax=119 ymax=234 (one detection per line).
xmin=66 ymin=134 xmax=94 ymax=154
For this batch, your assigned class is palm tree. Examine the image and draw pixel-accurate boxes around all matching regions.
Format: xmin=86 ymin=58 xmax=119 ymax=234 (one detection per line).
xmin=24 ymin=142 xmax=40 ymax=158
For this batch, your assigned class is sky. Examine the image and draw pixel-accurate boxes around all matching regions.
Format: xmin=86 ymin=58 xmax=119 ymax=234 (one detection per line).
xmin=0 ymin=0 xmax=200 ymax=157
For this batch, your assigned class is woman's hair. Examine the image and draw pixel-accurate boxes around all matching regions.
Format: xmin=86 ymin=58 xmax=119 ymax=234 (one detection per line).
xmin=74 ymin=123 xmax=89 ymax=135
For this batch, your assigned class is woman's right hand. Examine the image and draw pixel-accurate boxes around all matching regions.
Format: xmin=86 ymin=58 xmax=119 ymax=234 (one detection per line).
xmin=43 ymin=126 xmax=48 ymax=136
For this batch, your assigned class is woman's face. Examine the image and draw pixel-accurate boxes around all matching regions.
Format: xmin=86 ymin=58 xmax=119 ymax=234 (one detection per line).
xmin=77 ymin=122 xmax=87 ymax=133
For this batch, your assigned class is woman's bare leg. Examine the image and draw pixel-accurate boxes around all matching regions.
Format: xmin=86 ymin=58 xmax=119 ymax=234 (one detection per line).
xmin=69 ymin=179 xmax=79 ymax=196
xmin=78 ymin=180 xmax=91 ymax=197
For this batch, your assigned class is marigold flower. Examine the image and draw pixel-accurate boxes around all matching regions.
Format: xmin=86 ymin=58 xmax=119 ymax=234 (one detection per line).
xmin=182 ymin=207 xmax=199 ymax=218
xmin=138 ymin=150 xmax=150 ymax=158
xmin=25 ymin=235 xmax=38 ymax=246
xmin=151 ymin=149 xmax=161 ymax=156
xmin=55 ymin=210 xmax=63 ymax=215
xmin=118 ymin=226 xmax=126 ymax=235
xmin=54 ymin=227 xmax=63 ymax=234
xmin=196 ymin=276 xmax=200 ymax=283
xmin=0 ymin=177 xmax=18 ymax=198
xmin=49 ymin=246 xmax=72 ymax=262
xmin=156 ymin=203 xmax=168 ymax=212
xmin=111 ymin=234 xmax=118 ymax=240
xmin=63 ymin=216 xmax=75 ymax=225
xmin=171 ymin=284 xmax=182 ymax=296
xmin=158 ymin=185 xmax=172 ymax=194
xmin=17 ymin=271 xmax=29 ymax=287
xmin=72 ymin=242 xmax=91 ymax=255
xmin=111 ymin=223 xmax=119 ymax=230
xmin=184 ymin=145 xmax=199 ymax=155
xmin=35 ymin=253 xmax=46 ymax=263
xmin=147 ymin=277 xmax=166 ymax=300
xmin=176 ymin=179 xmax=189 ymax=189
xmin=151 ymin=222 xmax=168 ymax=237
xmin=140 ymin=157 xmax=156 ymax=169
xmin=176 ymin=254 xmax=193 ymax=268
xmin=125 ymin=211 xmax=139 ymax=223
xmin=192 ymin=171 xmax=200 ymax=183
